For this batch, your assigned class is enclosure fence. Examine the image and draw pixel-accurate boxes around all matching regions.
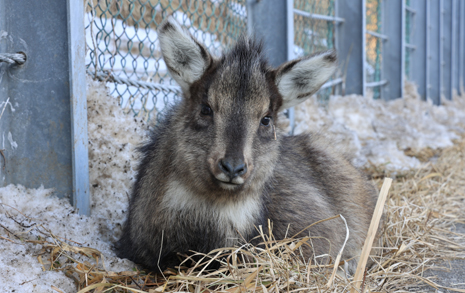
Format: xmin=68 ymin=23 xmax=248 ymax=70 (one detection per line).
xmin=86 ymin=0 xmax=465 ymax=122
xmin=85 ymin=0 xmax=247 ymax=120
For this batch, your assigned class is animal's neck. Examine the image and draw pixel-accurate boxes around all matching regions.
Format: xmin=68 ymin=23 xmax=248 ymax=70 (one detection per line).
xmin=162 ymin=180 xmax=265 ymax=241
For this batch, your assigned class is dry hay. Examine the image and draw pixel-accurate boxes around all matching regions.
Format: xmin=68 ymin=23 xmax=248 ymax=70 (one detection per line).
xmin=2 ymin=139 xmax=465 ymax=292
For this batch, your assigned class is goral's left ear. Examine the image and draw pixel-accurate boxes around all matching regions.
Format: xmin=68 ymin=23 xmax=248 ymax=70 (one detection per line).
xmin=274 ymin=51 xmax=337 ymax=110
xmin=158 ymin=16 xmax=212 ymax=93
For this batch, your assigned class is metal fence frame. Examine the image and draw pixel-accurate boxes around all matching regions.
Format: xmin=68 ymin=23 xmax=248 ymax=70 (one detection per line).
xmin=399 ymin=0 xmax=465 ymax=103
xmin=0 ymin=0 xmax=89 ymax=214
xmin=287 ymin=0 xmax=465 ymax=103
xmin=69 ymin=0 xmax=90 ymax=215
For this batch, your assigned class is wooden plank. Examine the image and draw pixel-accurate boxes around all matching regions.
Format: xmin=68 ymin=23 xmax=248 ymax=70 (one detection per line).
xmin=350 ymin=177 xmax=393 ymax=293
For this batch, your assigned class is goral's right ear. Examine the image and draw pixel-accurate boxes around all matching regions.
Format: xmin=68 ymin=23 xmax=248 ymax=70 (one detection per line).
xmin=158 ymin=16 xmax=212 ymax=92
xmin=275 ymin=51 xmax=337 ymax=110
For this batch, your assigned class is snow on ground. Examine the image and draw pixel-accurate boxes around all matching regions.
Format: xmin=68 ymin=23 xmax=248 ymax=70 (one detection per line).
xmin=87 ymin=77 xmax=150 ymax=242
xmin=286 ymin=82 xmax=465 ymax=171
xmin=0 ymin=78 xmax=464 ymax=292
xmin=0 ymin=78 xmax=146 ymax=292
xmin=0 ymin=185 xmax=135 ymax=293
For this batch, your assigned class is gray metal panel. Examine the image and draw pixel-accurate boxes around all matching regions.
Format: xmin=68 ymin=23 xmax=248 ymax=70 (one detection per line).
xmin=246 ymin=0 xmax=288 ymax=67
xmin=0 ymin=0 xmax=6 ymax=107
xmin=401 ymin=0 xmax=406 ymax=94
xmin=0 ymin=1 xmax=74 ymax=196
xmin=426 ymin=0 xmax=431 ymax=100
xmin=458 ymin=0 xmax=465 ymax=95
xmin=0 ymin=0 xmax=72 ymax=196
xmin=286 ymin=0 xmax=295 ymax=135
xmin=451 ymin=0 xmax=459 ymax=95
xmin=439 ymin=0 xmax=443 ymax=102
xmin=335 ymin=0 xmax=365 ymax=95
xmin=382 ymin=0 xmax=403 ymax=100
xmin=442 ymin=0 xmax=452 ymax=100
xmin=409 ymin=0 xmax=427 ymax=100
xmin=428 ymin=0 xmax=441 ymax=104
xmin=68 ymin=0 xmax=90 ymax=215
xmin=287 ymin=0 xmax=295 ymax=61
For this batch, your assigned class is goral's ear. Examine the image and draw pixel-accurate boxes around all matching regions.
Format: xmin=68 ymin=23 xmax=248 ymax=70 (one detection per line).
xmin=158 ymin=16 xmax=212 ymax=92
xmin=275 ymin=51 xmax=337 ymax=110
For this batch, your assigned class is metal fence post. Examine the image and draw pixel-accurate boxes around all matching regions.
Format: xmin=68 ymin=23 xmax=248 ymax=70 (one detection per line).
xmin=442 ymin=0 xmax=452 ymax=100
xmin=0 ymin=0 xmax=89 ymax=214
xmin=246 ymin=0 xmax=288 ymax=67
xmin=451 ymin=0 xmax=459 ymax=97
xmin=247 ymin=0 xmax=294 ymax=134
xmin=427 ymin=0 xmax=441 ymax=104
xmin=0 ymin=0 xmax=72 ymax=195
xmin=381 ymin=0 xmax=404 ymax=100
xmin=335 ymin=0 xmax=365 ymax=96
xmin=68 ymin=0 xmax=90 ymax=215
xmin=286 ymin=0 xmax=294 ymax=62
xmin=286 ymin=0 xmax=295 ymax=134
xmin=409 ymin=0 xmax=427 ymax=100
xmin=459 ymin=0 xmax=465 ymax=94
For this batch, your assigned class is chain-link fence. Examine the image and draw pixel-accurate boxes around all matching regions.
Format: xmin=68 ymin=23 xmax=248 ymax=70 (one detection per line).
xmin=292 ymin=0 xmax=337 ymax=101
xmin=366 ymin=0 xmax=382 ymax=99
xmin=85 ymin=0 xmax=247 ymax=121
xmin=86 ymin=0 xmax=465 ymax=119
xmin=293 ymin=0 xmax=335 ymax=56
xmin=293 ymin=0 xmax=384 ymax=99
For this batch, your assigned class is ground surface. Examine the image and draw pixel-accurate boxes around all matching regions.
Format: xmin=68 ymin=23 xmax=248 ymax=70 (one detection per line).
xmin=423 ymin=223 xmax=465 ymax=292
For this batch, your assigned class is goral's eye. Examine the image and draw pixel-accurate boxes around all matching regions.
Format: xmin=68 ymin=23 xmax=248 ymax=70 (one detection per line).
xmin=260 ymin=116 xmax=272 ymax=126
xmin=200 ymin=104 xmax=213 ymax=116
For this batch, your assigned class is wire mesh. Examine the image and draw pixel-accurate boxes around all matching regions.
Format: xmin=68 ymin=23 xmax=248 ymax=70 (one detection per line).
xmin=293 ymin=0 xmax=336 ymax=101
xmin=294 ymin=0 xmax=335 ymax=56
xmin=366 ymin=0 xmax=382 ymax=99
xmin=85 ymin=0 xmax=247 ymax=121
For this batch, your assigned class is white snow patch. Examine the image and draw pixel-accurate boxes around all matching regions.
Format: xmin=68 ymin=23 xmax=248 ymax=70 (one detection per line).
xmin=0 ymin=97 xmax=15 ymax=113
xmin=0 ymin=185 xmax=135 ymax=293
xmin=7 ymin=132 xmax=17 ymax=150
xmin=283 ymin=82 xmax=465 ymax=171
xmin=87 ymin=76 xmax=149 ymax=242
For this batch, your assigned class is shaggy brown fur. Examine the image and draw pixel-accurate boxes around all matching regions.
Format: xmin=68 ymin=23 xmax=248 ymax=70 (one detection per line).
xmin=116 ymin=16 xmax=379 ymax=274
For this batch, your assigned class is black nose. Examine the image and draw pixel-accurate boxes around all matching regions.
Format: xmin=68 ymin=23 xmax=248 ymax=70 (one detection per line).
xmin=219 ymin=159 xmax=247 ymax=180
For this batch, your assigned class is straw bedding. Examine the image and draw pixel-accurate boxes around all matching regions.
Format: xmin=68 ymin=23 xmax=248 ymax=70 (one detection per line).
xmin=1 ymin=137 xmax=464 ymax=292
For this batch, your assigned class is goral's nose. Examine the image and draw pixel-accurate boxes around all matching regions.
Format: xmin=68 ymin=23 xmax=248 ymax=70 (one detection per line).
xmin=218 ymin=159 xmax=247 ymax=180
